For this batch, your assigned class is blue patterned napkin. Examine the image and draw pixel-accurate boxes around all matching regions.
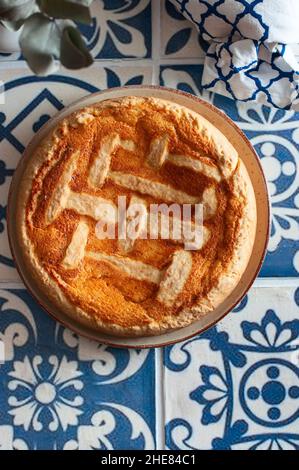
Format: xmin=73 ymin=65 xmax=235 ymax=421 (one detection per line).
xmin=170 ymin=0 xmax=299 ymax=110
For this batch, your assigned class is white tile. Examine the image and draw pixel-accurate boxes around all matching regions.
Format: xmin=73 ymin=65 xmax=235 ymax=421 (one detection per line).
xmin=160 ymin=0 xmax=205 ymax=59
xmin=164 ymin=285 xmax=299 ymax=450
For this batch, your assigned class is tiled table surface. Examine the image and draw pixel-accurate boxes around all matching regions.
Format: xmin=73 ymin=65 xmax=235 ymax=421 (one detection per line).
xmin=0 ymin=0 xmax=298 ymax=451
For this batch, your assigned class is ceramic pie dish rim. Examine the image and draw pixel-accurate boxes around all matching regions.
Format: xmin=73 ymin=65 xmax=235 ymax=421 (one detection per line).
xmin=7 ymin=85 xmax=270 ymax=349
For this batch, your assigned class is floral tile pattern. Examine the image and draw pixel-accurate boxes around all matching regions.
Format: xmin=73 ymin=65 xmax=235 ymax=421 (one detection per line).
xmin=160 ymin=64 xmax=299 ymax=277
xmin=0 ymin=289 xmax=155 ymax=450
xmin=0 ymin=64 xmax=153 ymax=281
xmin=164 ymin=285 xmax=299 ymax=450
xmin=161 ymin=0 xmax=204 ymax=58
xmin=80 ymin=0 xmax=152 ymax=59
xmin=0 ymin=0 xmax=152 ymax=61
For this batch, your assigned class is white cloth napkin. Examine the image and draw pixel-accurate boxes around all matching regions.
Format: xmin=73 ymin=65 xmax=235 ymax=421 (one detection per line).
xmin=170 ymin=0 xmax=299 ymax=110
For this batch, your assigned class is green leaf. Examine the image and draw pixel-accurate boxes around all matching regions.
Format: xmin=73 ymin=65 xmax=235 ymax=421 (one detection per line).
xmin=60 ymin=25 xmax=93 ymax=70
xmin=0 ymin=0 xmax=36 ymax=23
xmin=19 ymin=13 xmax=61 ymax=76
xmin=38 ymin=0 xmax=92 ymax=24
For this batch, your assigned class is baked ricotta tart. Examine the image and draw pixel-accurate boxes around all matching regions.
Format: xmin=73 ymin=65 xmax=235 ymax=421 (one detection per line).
xmin=16 ymin=96 xmax=256 ymax=337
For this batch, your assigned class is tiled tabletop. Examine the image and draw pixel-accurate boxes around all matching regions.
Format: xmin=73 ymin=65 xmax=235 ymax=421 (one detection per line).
xmin=0 ymin=0 xmax=298 ymax=451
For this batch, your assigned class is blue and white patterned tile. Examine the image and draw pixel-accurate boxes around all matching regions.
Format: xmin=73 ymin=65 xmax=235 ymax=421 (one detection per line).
xmin=161 ymin=0 xmax=205 ymax=58
xmin=0 ymin=1 xmax=152 ymax=61
xmin=0 ymin=289 xmax=155 ymax=450
xmin=160 ymin=64 xmax=299 ymax=277
xmin=80 ymin=0 xmax=152 ymax=59
xmin=164 ymin=285 xmax=299 ymax=450
xmin=0 ymin=64 xmax=153 ymax=281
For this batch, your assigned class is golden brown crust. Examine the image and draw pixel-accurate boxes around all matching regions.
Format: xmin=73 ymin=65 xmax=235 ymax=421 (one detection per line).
xmin=15 ymin=96 xmax=256 ymax=336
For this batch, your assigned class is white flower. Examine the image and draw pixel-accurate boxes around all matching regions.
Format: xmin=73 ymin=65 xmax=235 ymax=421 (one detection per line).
xmin=8 ymin=356 xmax=83 ymax=432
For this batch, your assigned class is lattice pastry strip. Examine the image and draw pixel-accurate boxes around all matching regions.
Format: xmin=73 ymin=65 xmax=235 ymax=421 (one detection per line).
xmin=85 ymin=134 xmax=219 ymax=218
xmin=62 ymin=220 xmax=89 ymax=269
xmin=45 ymin=140 xmax=215 ymax=241
xmin=46 ymin=151 xmax=116 ymax=225
xmin=117 ymin=195 xmax=210 ymax=253
xmin=110 ymin=170 xmax=218 ymax=220
xmin=147 ymin=135 xmax=222 ymax=181
xmin=89 ymin=134 xmax=135 ymax=187
xmin=61 ymin=221 xmax=193 ymax=307
xmin=118 ymin=196 xmax=148 ymax=253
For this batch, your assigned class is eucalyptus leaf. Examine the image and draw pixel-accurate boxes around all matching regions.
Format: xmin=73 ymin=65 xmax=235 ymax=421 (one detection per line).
xmin=19 ymin=13 xmax=61 ymax=75
xmin=0 ymin=0 xmax=36 ymax=23
xmin=60 ymin=25 xmax=93 ymax=69
xmin=38 ymin=0 xmax=92 ymax=25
